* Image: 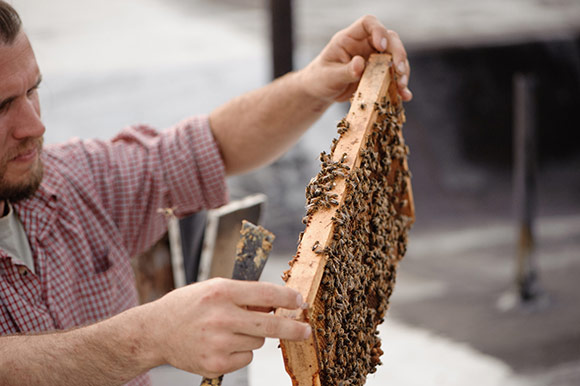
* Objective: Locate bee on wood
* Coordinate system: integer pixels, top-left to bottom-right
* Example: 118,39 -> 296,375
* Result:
312,240 -> 321,252
281,270 -> 291,282
330,138 -> 339,153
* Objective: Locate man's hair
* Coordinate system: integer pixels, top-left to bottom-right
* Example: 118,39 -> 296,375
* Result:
0,1 -> 22,44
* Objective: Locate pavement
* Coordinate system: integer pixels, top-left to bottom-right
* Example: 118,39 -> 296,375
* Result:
11,0 -> 580,385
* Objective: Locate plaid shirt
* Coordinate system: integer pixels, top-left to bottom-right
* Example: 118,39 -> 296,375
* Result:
0,115 -> 228,386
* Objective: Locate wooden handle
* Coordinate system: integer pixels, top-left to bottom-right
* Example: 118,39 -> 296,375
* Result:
200,221 -> 275,386
200,375 -> 223,386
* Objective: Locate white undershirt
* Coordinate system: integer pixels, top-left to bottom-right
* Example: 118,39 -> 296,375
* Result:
0,202 -> 35,273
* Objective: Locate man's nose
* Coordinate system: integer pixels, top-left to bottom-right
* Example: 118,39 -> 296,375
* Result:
11,97 -> 45,140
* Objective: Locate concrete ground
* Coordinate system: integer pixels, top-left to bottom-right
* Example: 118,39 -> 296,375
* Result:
11,0 -> 580,385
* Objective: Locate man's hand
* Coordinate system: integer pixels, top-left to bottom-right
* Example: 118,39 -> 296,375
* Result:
299,15 -> 412,103
210,15 -> 411,175
0,278 -> 308,385
147,278 -> 310,378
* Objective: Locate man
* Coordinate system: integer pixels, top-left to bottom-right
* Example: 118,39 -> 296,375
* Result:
0,1 -> 412,385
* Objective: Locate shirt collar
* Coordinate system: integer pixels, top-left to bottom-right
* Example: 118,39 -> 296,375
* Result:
12,158 -> 62,241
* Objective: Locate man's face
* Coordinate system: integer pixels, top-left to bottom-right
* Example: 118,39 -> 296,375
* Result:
0,32 -> 45,203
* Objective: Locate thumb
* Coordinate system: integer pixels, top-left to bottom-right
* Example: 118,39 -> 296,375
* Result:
329,56 -> 365,102
336,55 -> 365,84
303,55 -> 367,102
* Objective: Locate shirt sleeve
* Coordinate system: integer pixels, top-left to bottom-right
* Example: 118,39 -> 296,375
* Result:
49,115 -> 228,257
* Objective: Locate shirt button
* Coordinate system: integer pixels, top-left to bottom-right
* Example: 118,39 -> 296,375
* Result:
18,266 -> 29,277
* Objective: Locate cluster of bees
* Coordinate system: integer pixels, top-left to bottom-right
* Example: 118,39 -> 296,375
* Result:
284,96 -> 413,385
303,151 -> 350,221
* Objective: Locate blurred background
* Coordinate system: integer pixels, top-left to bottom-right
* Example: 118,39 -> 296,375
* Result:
12,0 -> 580,385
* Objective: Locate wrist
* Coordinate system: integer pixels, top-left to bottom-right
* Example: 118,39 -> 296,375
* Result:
134,303 -> 167,369
292,67 -> 334,113
104,303 -> 166,372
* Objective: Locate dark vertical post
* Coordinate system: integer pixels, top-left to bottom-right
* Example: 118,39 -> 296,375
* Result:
269,0 -> 293,79
513,73 -> 540,302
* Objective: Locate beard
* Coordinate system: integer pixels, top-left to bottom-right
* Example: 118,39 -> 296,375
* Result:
0,138 -> 45,203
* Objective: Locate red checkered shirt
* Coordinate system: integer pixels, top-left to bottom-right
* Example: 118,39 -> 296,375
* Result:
0,115 -> 228,386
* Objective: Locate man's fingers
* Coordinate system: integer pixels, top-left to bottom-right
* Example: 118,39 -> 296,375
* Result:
346,15 -> 387,49
348,56 -> 365,80
247,305 -> 274,313
229,281 -> 305,310
237,310 -> 312,340
387,31 -> 408,73
400,87 -> 413,101
334,32 -> 374,61
340,15 -> 411,101
230,334 -> 266,352
306,14 -> 412,103
328,56 -> 365,92
331,15 -> 385,60
384,30 -> 412,100
330,56 -> 365,101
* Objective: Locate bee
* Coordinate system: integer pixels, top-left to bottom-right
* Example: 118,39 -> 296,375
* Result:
330,138 -> 339,153
281,270 -> 291,282
319,151 -> 331,164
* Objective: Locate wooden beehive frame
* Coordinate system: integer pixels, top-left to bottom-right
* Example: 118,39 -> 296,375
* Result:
276,53 -> 414,385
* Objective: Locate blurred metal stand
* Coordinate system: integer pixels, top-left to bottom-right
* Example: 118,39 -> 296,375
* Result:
499,73 -> 548,311
269,0 -> 293,79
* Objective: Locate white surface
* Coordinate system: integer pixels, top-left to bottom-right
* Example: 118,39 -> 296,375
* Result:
249,317 -> 527,386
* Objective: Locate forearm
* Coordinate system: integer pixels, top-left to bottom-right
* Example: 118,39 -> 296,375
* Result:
209,70 -> 331,175
0,304 -> 159,386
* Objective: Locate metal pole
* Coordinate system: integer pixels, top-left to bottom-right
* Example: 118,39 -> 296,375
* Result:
269,0 -> 293,79
512,73 -> 540,302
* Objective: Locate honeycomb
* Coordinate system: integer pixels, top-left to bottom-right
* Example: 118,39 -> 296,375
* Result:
279,54 -> 414,386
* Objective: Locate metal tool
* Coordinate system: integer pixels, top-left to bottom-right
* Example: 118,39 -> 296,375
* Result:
200,220 -> 275,386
